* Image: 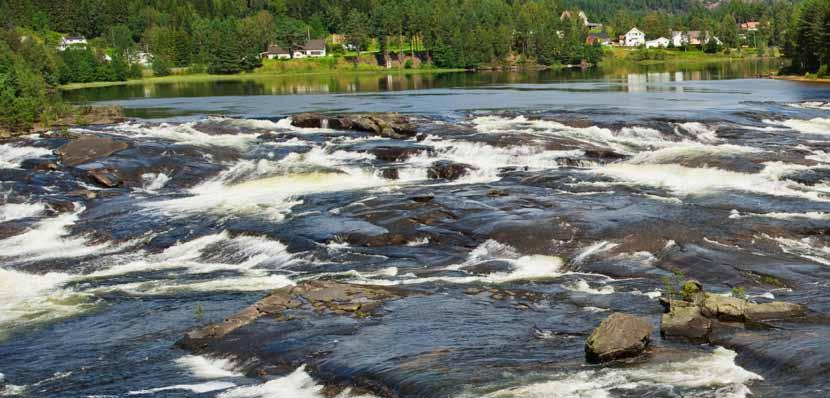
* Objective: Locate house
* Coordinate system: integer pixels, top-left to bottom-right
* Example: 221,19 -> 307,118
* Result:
672,30 -> 721,47
260,44 -> 291,60
292,39 -> 326,58
58,36 -> 87,51
624,28 -> 646,47
586,32 -> 610,46
671,31 -> 686,47
130,51 -> 153,67
740,21 -> 760,31
645,37 -> 670,48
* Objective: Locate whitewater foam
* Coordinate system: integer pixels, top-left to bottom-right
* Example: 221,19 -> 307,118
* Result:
0,202 -> 44,221
0,267 -> 95,338
175,355 -> 243,379
0,206 -> 116,262
596,162 -> 828,200
128,381 -> 237,395
112,121 -> 261,148
0,143 -> 52,169
139,173 -> 171,193
472,115 -> 685,154
483,347 -> 761,398
767,118 -> 830,135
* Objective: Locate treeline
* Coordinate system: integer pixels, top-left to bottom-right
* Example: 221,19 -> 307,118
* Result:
603,0 -> 794,50
0,30 -> 65,131
784,0 -> 830,75
1,0 -> 605,70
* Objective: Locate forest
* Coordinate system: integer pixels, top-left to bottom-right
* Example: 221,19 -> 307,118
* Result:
0,0 -> 827,132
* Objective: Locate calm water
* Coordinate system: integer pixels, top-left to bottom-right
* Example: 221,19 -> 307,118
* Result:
1,60 -> 830,397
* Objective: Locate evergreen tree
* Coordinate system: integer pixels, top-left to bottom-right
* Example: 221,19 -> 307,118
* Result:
208,20 -> 241,74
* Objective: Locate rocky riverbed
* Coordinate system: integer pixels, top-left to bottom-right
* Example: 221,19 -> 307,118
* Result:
1,99 -> 830,397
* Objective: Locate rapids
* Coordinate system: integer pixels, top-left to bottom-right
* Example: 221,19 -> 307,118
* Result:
1,73 -> 830,397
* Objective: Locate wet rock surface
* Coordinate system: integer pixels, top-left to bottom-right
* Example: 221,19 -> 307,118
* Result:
585,312 -> 653,363
661,282 -> 808,344
57,135 -> 129,167
291,113 -> 417,139
3,108 -> 830,397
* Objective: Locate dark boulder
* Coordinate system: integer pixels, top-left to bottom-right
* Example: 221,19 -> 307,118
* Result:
45,200 -> 75,214
583,149 -> 628,161
427,160 -> 474,181
58,135 -> 129,167
380,168 -> 399,180
291,113 -> 417,139
369,145 -> 433,162
290,113 -> 325,128
21,158 -> 59,171
585,312 -> 653,363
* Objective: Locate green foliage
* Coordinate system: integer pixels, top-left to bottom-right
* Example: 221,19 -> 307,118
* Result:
731,286 -> 747,299
194,303 -> 203,321
207,19 -> 242,74
343,9 -> 370,52
404,59 -> 413,69
784,0 -> 830,74
703,38 -> 722,54
152,56 -> 171,77
0,34 -> 62,131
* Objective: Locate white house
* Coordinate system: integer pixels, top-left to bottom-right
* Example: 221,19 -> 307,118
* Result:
672,31 -> 722,47
671,31 -> 686,47
645,37 -> 670,48
58,36 -> 87,51
130,51 -> 153,66
624,28 -> 646,47
260,44 -> 291,60
292,39 -> 326,58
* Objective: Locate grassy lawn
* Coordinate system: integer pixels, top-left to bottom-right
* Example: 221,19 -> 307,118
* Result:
60,56 -> 464,90
603,47 -> 775,66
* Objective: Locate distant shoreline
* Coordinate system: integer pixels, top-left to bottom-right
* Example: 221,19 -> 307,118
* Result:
770,75 -> 830,84
59,68 -> 470,91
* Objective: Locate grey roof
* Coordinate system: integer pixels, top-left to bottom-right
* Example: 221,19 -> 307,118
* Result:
300,39 -> 326,51
265,44 -> 289,54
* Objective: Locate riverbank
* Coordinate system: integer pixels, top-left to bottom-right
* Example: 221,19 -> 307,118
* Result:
60,61 -> 467,91
601,47 -> 775,67
0,106 -> 124,138
770,75 -> 830,84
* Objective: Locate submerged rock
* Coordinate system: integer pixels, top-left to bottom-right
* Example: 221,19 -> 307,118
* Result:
58,135 -> 129,167
585,312 -> 653,363
427,160 -> 474,181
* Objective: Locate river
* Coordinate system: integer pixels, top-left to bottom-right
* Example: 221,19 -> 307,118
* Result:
2,60 -> 830,398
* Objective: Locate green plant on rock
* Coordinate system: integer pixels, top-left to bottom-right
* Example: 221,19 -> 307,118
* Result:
194,303 -> 204,321
731,286 -> 746,299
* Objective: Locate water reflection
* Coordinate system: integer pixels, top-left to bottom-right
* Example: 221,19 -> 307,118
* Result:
62,59 -> 784,102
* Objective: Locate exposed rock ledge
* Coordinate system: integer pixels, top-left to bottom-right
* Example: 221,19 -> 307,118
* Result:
178,281 -> 416,349
660,280 -> 807,343
291,113 -> 417,139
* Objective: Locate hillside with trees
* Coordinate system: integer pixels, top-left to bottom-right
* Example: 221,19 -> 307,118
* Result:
0,0 -> 824,131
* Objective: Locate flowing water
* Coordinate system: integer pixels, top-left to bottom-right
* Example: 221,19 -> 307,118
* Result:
3,63 -> 830,397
